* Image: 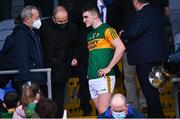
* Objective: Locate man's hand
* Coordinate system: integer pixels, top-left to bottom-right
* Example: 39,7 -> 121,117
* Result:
71,58 -> 78,66
98,66 -> 111,77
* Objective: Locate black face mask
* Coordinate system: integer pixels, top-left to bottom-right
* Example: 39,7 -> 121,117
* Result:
55,23 -> 67,30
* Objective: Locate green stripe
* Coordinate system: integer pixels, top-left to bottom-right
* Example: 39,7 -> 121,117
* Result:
109,28 -> 118,39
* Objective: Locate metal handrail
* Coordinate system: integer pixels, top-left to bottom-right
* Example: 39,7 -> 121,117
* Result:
0,68 -> 52,99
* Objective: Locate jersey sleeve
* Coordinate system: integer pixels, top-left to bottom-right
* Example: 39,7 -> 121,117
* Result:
104,27 -> 119,42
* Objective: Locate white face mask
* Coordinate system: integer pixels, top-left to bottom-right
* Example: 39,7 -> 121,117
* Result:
32,19 -> 42,29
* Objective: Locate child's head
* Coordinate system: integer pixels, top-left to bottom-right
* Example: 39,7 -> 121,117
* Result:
21,82 -> 41,106
4,91 -> 19,109
35,98 -> 58,118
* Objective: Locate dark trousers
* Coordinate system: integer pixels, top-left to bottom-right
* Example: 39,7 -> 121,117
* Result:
52,83 -> 65,118
77,63 -> 92,113
136,63 -> 164,117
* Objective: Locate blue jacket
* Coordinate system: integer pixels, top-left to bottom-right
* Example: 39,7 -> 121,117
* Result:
98,105 -> 144,118
12,23 -> 45,84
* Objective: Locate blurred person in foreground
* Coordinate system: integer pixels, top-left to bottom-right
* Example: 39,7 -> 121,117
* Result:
98,93 -> 144,118
0,91 -> 19,118
33,98 -> 58,118
13,82 -> 42,118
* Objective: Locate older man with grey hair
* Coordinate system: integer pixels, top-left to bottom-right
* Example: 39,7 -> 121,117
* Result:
11,5 -> 46,95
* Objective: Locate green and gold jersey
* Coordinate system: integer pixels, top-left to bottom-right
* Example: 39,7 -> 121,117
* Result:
87,23 -> 119,79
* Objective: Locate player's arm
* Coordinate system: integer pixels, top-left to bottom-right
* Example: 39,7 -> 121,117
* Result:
98,28 -> 125,77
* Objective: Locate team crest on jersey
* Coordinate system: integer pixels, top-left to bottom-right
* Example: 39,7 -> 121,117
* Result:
89,33 -> 100,40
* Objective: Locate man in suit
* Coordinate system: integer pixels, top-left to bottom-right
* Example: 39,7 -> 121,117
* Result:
12,5 -> 46,95
119,0 -> 169,117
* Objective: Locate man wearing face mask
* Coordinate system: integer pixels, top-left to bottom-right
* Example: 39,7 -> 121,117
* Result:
12,5 -> 46,95
38,6 -> 79,118
98,93 -> 144,118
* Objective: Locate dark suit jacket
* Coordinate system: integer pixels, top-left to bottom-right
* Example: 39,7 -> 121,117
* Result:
121,4 -> 169,65
12,23 -> 45,83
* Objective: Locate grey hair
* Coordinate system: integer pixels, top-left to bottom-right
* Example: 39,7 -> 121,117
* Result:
21,5 -> 38,20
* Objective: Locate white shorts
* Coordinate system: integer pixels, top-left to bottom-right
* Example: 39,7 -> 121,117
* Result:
88,76 -> 116,99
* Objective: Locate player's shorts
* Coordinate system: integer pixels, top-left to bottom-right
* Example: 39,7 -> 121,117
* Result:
88,76 -> 115,99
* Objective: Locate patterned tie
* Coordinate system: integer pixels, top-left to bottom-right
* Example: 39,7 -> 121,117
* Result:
100,5 -> 106,22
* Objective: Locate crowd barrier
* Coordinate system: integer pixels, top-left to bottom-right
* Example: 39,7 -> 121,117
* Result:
0,68 -> 52,99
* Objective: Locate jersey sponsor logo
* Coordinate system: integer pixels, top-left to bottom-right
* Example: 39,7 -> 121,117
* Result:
88,39 -> 99,50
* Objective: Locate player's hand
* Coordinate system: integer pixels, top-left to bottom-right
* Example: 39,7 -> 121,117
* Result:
98,67 -> 111,77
